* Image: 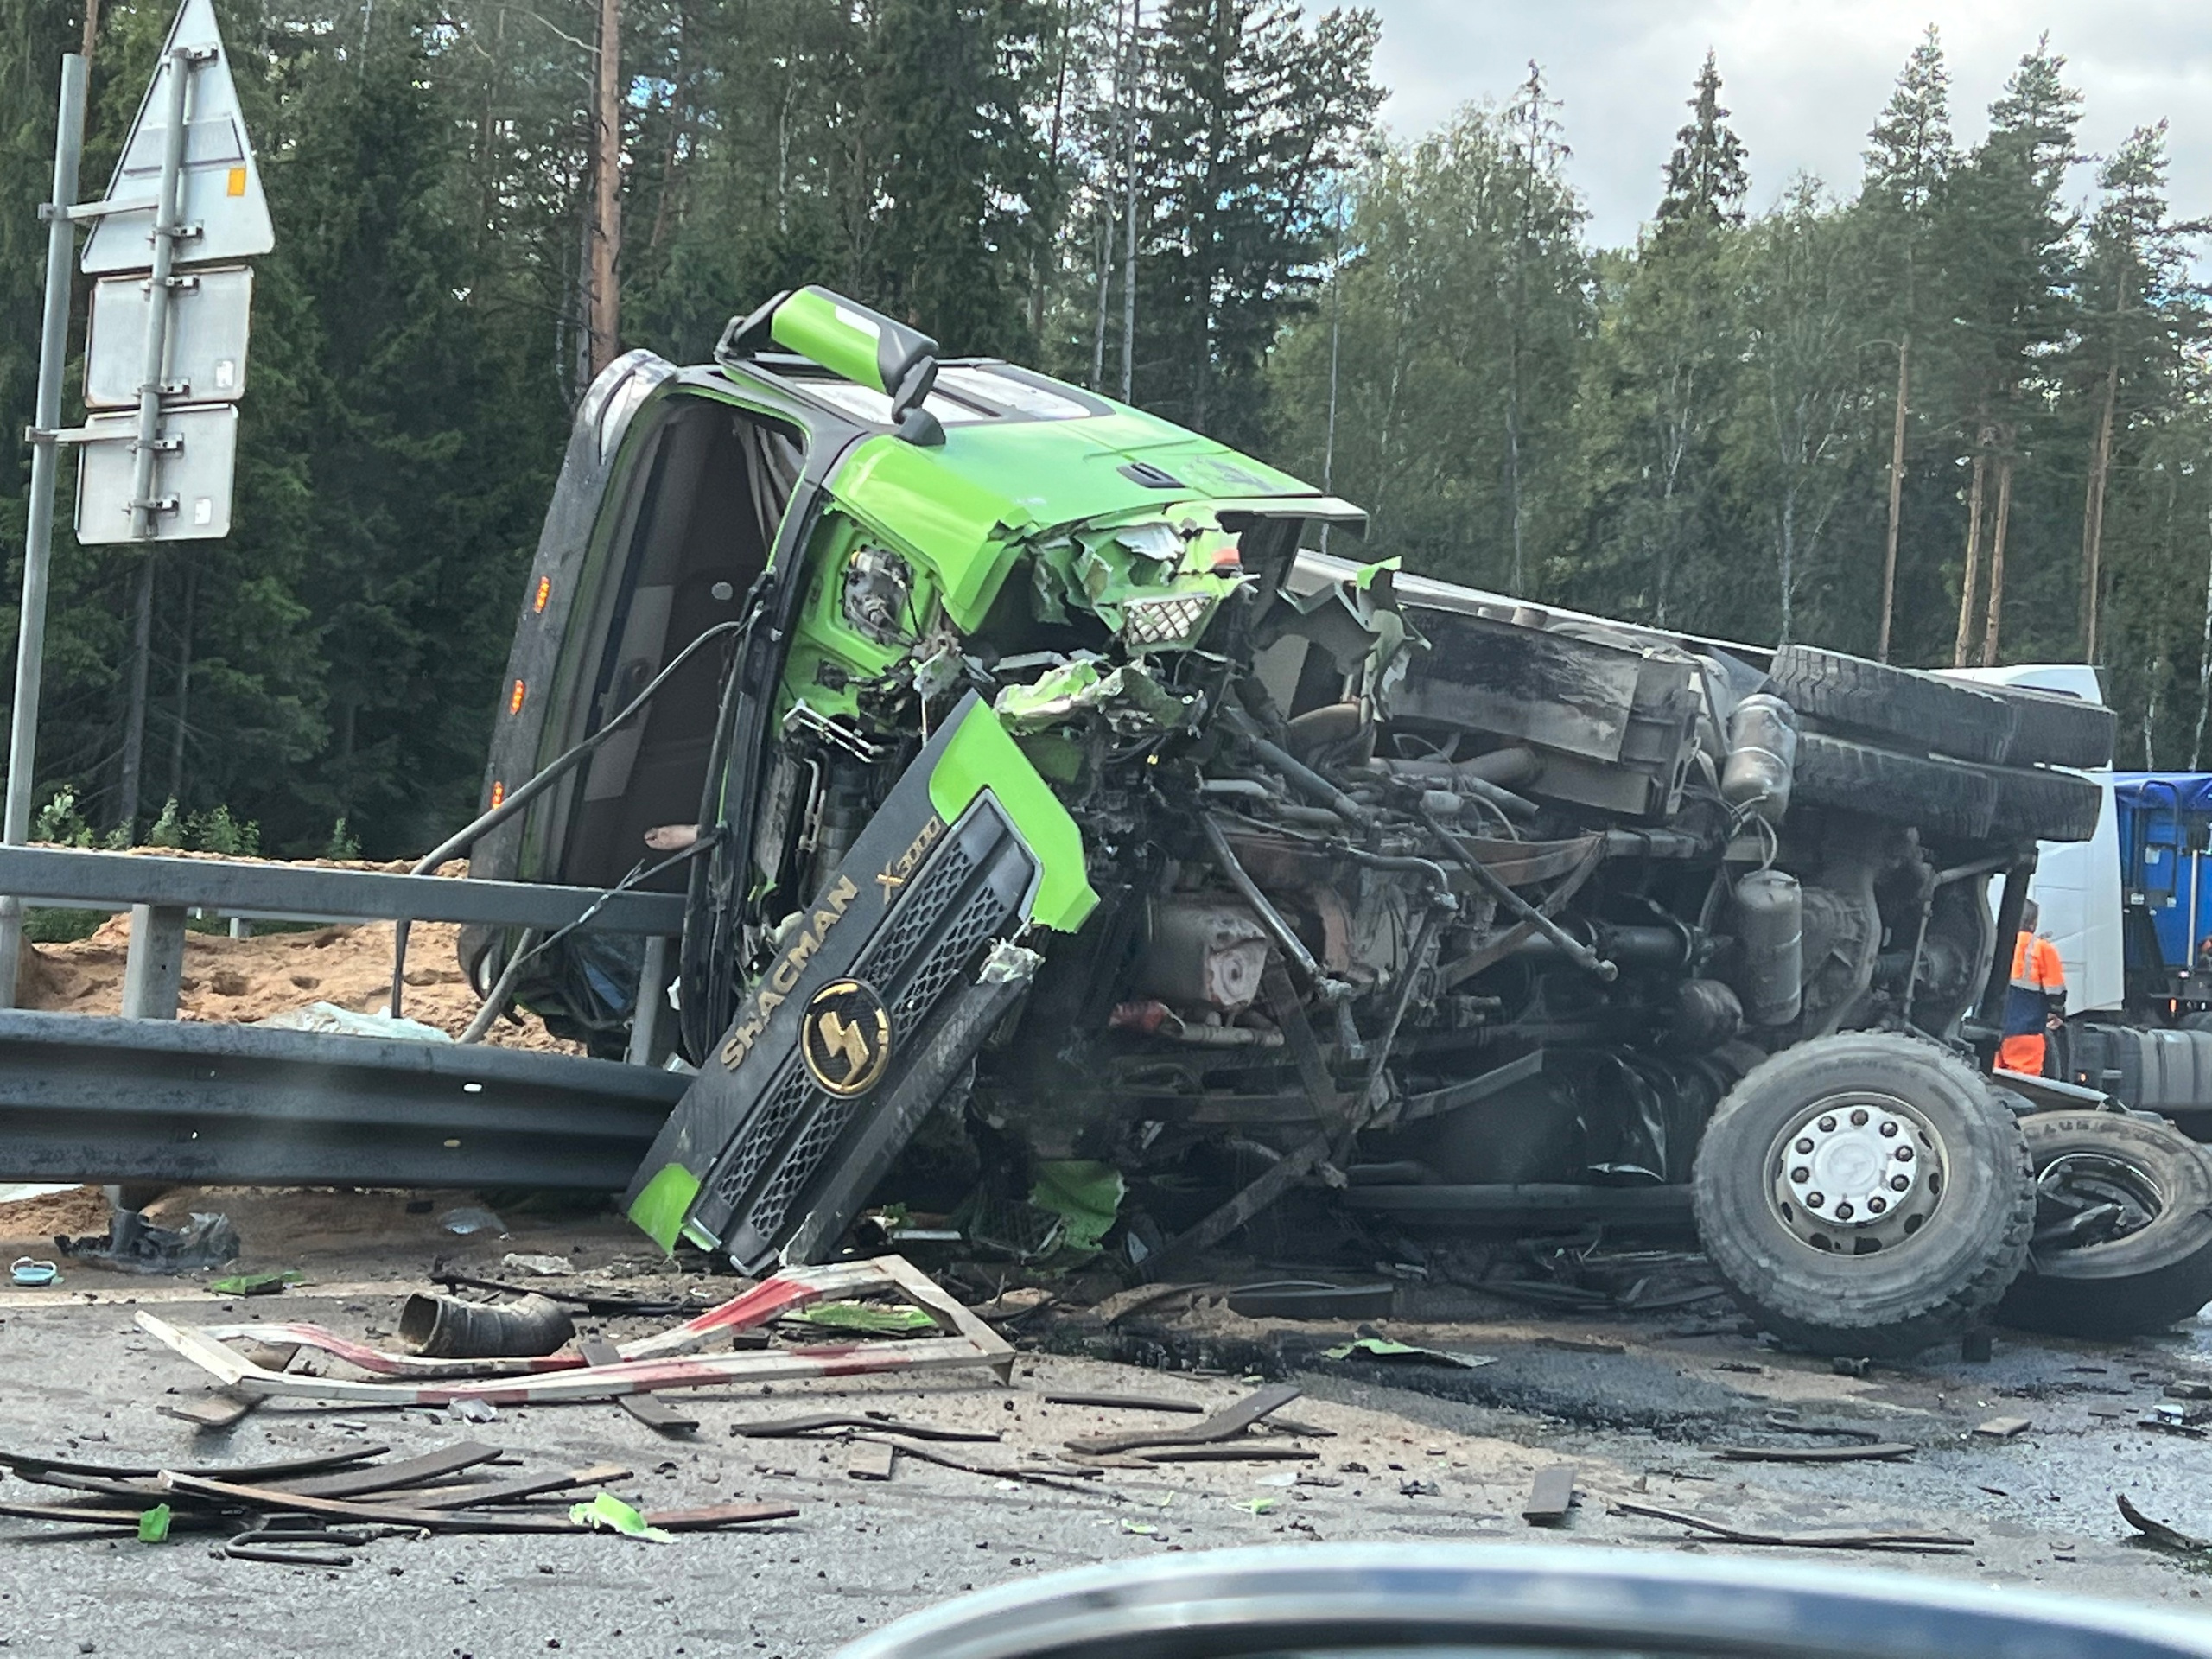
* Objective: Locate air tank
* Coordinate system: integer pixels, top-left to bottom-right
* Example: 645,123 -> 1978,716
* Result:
1730,868 -> 1803,1027
1722,693 -> 1798,825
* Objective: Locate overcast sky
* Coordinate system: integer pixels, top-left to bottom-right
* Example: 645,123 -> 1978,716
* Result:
1363,1 -> 2212,248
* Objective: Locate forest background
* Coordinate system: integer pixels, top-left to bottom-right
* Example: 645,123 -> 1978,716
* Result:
0,0 -> 2204,859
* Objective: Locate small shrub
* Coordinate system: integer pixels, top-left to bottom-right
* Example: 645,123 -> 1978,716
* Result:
33,787 -> 92,848
146,798 -> 185,848
324,816 -> 361,860
191,804 -> 261,858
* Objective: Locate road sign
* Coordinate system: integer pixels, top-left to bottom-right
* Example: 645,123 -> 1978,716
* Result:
84,264 -> 251,409
73,404 -> 238,543
80,0 -> 272,276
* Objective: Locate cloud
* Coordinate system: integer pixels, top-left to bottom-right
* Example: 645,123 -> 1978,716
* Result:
1363,0 -> 2212,245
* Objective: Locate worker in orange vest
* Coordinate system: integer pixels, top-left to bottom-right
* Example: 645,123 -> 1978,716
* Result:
1999,899 -> 2065,1076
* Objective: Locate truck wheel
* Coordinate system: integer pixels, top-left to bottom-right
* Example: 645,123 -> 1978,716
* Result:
1691,1032 -> 2035,1357
1791,733 -> 1995,840
1769,645 -> 2012,764
1975,761 -> 2103,843
1998,1110 -> 2212,1338
1987,684 -> 2116,769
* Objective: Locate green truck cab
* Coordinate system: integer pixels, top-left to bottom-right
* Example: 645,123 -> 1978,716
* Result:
474,287 -> 2207,1357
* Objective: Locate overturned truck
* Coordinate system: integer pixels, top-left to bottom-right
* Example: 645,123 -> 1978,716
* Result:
471,286 -> 2212,1356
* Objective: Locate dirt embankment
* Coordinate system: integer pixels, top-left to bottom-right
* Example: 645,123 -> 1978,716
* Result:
16,891 -> 577,1054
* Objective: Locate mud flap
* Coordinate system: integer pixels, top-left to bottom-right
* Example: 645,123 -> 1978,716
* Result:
625,693 -> 1094,1271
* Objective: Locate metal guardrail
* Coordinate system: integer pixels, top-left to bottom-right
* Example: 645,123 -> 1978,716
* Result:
0,849 -> 694,1188
0,844 -> 683,1046
0,1011 -> 681,1187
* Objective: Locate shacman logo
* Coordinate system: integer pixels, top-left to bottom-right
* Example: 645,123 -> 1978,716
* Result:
719,874 -> 859,1071
801,979 -> 892,1096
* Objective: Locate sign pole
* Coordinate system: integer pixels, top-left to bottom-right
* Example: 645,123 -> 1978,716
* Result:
128,47 -> 200,540
0,53 -> 90,1008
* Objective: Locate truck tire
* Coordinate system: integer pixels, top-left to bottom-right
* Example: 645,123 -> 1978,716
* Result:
1987,684 -> 2116,769
1976,761 -> 2103,843
1692,1032 -> 2035,1357
1998,1110 -> 2212,1338
1791,732 -> 1995,840
1769,645 -> 2012,763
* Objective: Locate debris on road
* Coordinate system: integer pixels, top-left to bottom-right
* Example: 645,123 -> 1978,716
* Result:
1320,1337 -> 1497,1369
1613,1501 -> 1972,1552
135,1255 -> 1013,1406
398,1288 -> 575,1358
1522,1464 -> 1577,1526
846,1441 -> 897,1481
1040,1391 -> 1205,1414
1064,1383 -> 1301,1457
58,1210 -> 238,1274
1974,1416 -> 2032,1440
575,1338 -> 697,1434
2119,1494 -> 2210,1553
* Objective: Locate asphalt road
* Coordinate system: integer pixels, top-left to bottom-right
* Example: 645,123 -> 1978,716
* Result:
4,1263 -> 2212,1659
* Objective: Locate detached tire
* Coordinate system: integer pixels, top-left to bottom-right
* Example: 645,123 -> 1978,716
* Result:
1769,645 -> 2012,763
1692,1033 -> 2035,1357
1998,1111 -> 2212,1338
1791,733 -> 1995,840
1988,684 -> 2116,769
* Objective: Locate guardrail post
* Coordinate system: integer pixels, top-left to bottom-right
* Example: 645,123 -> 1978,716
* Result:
626,934 -> 670,1065
121,903 -> 187,1018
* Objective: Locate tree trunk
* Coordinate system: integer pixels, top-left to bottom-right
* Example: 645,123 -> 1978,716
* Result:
645,0 -> 690,260
587,0 -> 622,378
114,555 -> 156,835
1876,333 -> 1910,662
2079,357 -> 2120,661
1119,0 -> 1141,404
167,560 -> 194,805
1979,446 -> 2014,669
1030,1 -> 1074,342
1951,428 -> 1991,668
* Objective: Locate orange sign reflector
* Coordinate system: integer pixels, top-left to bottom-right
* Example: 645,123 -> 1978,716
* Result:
533,575 -> 551,613
490,780 -> 505,810
226,167 -> 247,197
509,678 -> 526,715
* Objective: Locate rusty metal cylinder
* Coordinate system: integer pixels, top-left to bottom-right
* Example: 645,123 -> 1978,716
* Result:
1729,869 -> 1803,1027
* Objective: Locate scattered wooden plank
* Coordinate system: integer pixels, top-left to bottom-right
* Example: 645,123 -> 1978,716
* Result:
845,1441 -> 897,1481
648,1503 -> 800,1532
1522,1464 -> 1577,1526
1137,1445 -> 1318,1464
579,1339 -> 698,1434
1041,1391 -> 1205,1414
263,1442 -> 502,1498
2120,1494 -> 2209,1553
162,1471 -> 796,1535
0,1444 -> 383,1482
157,1392 -> 260,1431
358,1463 -> 632,1512
1973,1416 -> 2031,1440
1712,1443 -> 1916,1464
728,1413 -> 1000,1443
1065,1383 -> 1301,1456
1613,1500 -> 1971,1552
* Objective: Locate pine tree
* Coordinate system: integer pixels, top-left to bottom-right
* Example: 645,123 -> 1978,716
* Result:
1860,25 -> 1952,660
1655,49 -> 1749,234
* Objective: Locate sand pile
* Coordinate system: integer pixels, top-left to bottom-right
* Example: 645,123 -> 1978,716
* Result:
16,912 -> 580,1053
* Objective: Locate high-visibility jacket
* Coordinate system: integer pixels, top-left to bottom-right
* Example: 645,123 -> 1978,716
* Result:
2003,931 -> 2065,1039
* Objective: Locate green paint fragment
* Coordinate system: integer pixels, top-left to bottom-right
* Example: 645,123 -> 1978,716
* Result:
137,1504 -> 171,1543
627,1162 -> 702,1252
1027,1160 -> 1124,1257
569,1491 -> 673,1543
1236,1497 -> 1277,1515
928,706 -> 1096,931
207,1270 -> 304,1296
789,1301 -> 937,1335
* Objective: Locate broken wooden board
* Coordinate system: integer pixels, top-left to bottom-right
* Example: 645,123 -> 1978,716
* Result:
728,1413 -> 1000,1443
1065,1383 -> 1300,1456
846,1441 -> 897,1481
579,1338 -> 698,1434
1522,1464 -> 1577,1525
1136,1445 -> 1318,1464
1712,1442 -> 1916,1464
1973,1416 -> 2031,1440
156,1391 -> 259,1431
1041,1391 -> 1205,1414
161,1471 -> 798,1535
1613,1500 -> 1971,1552
2119,1493 -> 2209,1552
